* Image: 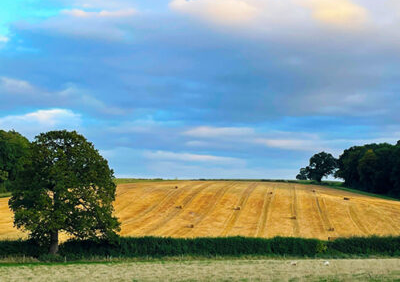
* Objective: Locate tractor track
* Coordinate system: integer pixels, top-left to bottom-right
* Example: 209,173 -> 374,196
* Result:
169,182 -> 237,237
141,182 -> 214,234
347,205 -> 369,235
291,185 -> 300,237
255,185 -> 276,237
220,182 -> 258,236
314,191 -> 334,234
121,182 -> 203,226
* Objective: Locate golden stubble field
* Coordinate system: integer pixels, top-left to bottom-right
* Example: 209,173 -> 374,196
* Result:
1,181 -> 400,240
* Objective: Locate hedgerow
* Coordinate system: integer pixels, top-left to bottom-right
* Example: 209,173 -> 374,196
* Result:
1,236 -> 400,261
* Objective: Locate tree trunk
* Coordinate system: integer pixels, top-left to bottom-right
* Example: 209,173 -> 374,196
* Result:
48,230 -> 59,255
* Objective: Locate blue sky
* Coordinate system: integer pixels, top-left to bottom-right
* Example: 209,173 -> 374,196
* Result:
1,0 -> 400,179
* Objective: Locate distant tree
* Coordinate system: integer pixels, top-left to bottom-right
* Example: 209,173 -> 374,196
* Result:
298,152 -> 337,183
296,167 -> 309,180
0,130 -> 30,193
9,130 -> 120,254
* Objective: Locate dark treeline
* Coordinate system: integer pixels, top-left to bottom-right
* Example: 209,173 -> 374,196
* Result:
336,141 -> 400,198
2,236 -> 400,261
297,140 -> 400,198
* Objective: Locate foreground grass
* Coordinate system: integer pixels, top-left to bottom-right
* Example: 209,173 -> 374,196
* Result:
1,258 -> 400,281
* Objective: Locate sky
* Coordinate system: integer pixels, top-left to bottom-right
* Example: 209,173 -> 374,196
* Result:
1,0 -> 400,179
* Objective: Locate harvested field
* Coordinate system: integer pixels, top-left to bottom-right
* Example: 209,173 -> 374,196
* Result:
1,181 -> 400,240
1,259 -> 400,281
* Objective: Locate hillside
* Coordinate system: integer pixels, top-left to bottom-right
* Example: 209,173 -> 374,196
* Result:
1,181 -> 400,240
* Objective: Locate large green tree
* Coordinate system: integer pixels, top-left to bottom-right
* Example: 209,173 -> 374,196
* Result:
9,130 -> 120,254
297,152 -> 337,182
0,130 -> 30,193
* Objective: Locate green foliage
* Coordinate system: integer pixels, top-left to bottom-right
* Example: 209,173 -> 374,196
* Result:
2,236 -> 400,260
296,168 -> 308,180
0,192 -> 11,198
336,141 -> 400,198
9,130 -> 120,254
0,130 -> 30,193
327,236 -> 400,256
357,149 -> 378,192
297,152 -> 338,182
0,239 -> 45,258
316,241 -> 328,254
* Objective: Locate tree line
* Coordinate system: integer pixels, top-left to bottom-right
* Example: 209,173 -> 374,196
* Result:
297,140 -> 400,198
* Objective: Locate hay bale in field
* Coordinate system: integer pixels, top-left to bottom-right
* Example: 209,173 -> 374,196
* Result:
176,205 -> 183,209
290,216 -> 297,220
312,189 -> 316,192
175,186 -> 178,189
290,261 -> 297,266
344,197 -> 350,201
328,227 -> 335,232
186,224 -> 194,228
233,206 -> 241,211
269,192 -> 273,195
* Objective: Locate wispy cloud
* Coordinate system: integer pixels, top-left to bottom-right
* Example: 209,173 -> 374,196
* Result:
301,0 -> 368,27
0,109 -> 82,139
0,77 -> 35,94
144,150 -> 245,165
0,77 -> 126,116
0,36 -> 9,43
62,8 -> 136,18
170,0 -> 258,26
183,126 -> 254,138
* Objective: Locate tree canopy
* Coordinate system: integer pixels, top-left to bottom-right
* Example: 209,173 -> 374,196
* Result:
0,130 -> 30,193
296,152 -> 337,182
335,141 -> 400,197
9,130 -> 120,254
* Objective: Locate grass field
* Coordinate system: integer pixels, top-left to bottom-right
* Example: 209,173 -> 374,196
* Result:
1,258 -> 400,281
1,181 -> 400,240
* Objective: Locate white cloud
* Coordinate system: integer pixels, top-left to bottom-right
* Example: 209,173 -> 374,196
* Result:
62,8 -> 136,18
68,0 -> 134,10
0,109 -> 82,139
254,138 -> 325,152
0,77 -> 36,94
144,150 -> 244,165
169,0 -> 259,26
183,126 -> 254,138
185,140 -> 210,147
169,0 -> 369,30
0,36 -> 9,43
0,77 -> 126,115
301,0 -> 368,26
183,126 -> 332,152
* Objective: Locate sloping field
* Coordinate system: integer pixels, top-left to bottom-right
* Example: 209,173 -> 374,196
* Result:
1,181 -> 400,240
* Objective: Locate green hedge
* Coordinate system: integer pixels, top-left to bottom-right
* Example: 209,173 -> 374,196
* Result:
58,237 -> 321,259
1,236 -> 400,261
